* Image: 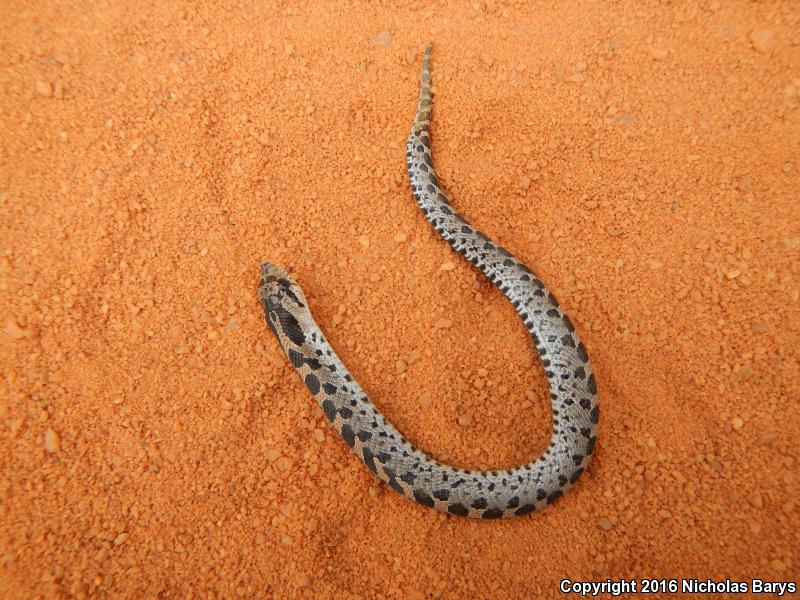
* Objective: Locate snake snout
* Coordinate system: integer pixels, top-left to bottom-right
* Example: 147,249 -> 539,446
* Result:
260,262 -> 290,281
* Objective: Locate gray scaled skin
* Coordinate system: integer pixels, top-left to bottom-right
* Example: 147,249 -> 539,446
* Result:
258,44 -> 599,519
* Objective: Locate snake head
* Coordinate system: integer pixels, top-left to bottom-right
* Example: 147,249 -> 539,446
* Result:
258,262 -> 307,313
259,262 -> 310,348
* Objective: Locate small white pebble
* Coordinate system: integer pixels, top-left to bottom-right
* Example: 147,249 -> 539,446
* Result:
44,429 -> 60,453
35,80 -> 52,97
750,29 -> 775,53
370,31 -> 392,47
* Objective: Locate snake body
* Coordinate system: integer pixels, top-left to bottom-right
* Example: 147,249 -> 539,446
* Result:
258,45 -> 599,518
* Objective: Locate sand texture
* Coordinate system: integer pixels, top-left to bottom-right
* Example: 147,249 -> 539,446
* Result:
1,1 -> 799,598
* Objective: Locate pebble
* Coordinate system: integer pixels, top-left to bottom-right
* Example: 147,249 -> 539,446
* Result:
369,272 -> 381,283
4,319 -> 29,340
757,431 -> 777,445
647,260 -> 663,270
433,318 -> 453,329
265,448 -> 281,462
395,359 -> 407,374
113,532 -> 129,546
44,429 -> 60,452
598,517 -> 613,530
731,417 -> 744,430
393,232 -> 407,243
616,113 -> 636,126
737,364 -> 753,378
419,394 -> 432,408
519,176 -> 531,189
458,414 -> 473,426
750,29 -> 775,53
313,429 -> 325,442
35,80 -> 52,97
406,349 -> 420,365
370,31 -> 392,47
358,236 -> 370,247
440,261 -> 455,271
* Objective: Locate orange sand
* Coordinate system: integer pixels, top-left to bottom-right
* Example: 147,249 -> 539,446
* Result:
1,2 -> 799,598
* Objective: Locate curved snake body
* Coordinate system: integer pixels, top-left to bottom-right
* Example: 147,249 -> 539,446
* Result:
259,45 -> 599,518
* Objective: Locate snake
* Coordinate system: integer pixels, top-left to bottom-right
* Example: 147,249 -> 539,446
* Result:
258,44 -> 599,519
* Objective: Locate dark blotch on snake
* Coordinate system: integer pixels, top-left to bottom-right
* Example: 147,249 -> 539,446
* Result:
482,508 -> 504,519
471,497 -> 488,510
447,503 -> 469,517
274,307 -> 306,346
432,489 -> 450,501
587,373 -> 597,394
401,472 -> 416,485
304,373 -> 320,395
570,468 -> 584,484
321,399 -> 337,422
413,489 -> 435,507
288,348 -> 305,369
341,424 -> 355,448
514,504 -> 536,516
362,447 -> 378,473
387,477 -> 405,495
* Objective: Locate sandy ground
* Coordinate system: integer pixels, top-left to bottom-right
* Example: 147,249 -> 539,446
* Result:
1,1 -> 799,598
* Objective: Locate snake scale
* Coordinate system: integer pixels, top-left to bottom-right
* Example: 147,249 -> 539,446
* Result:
258,44 -> 599,519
